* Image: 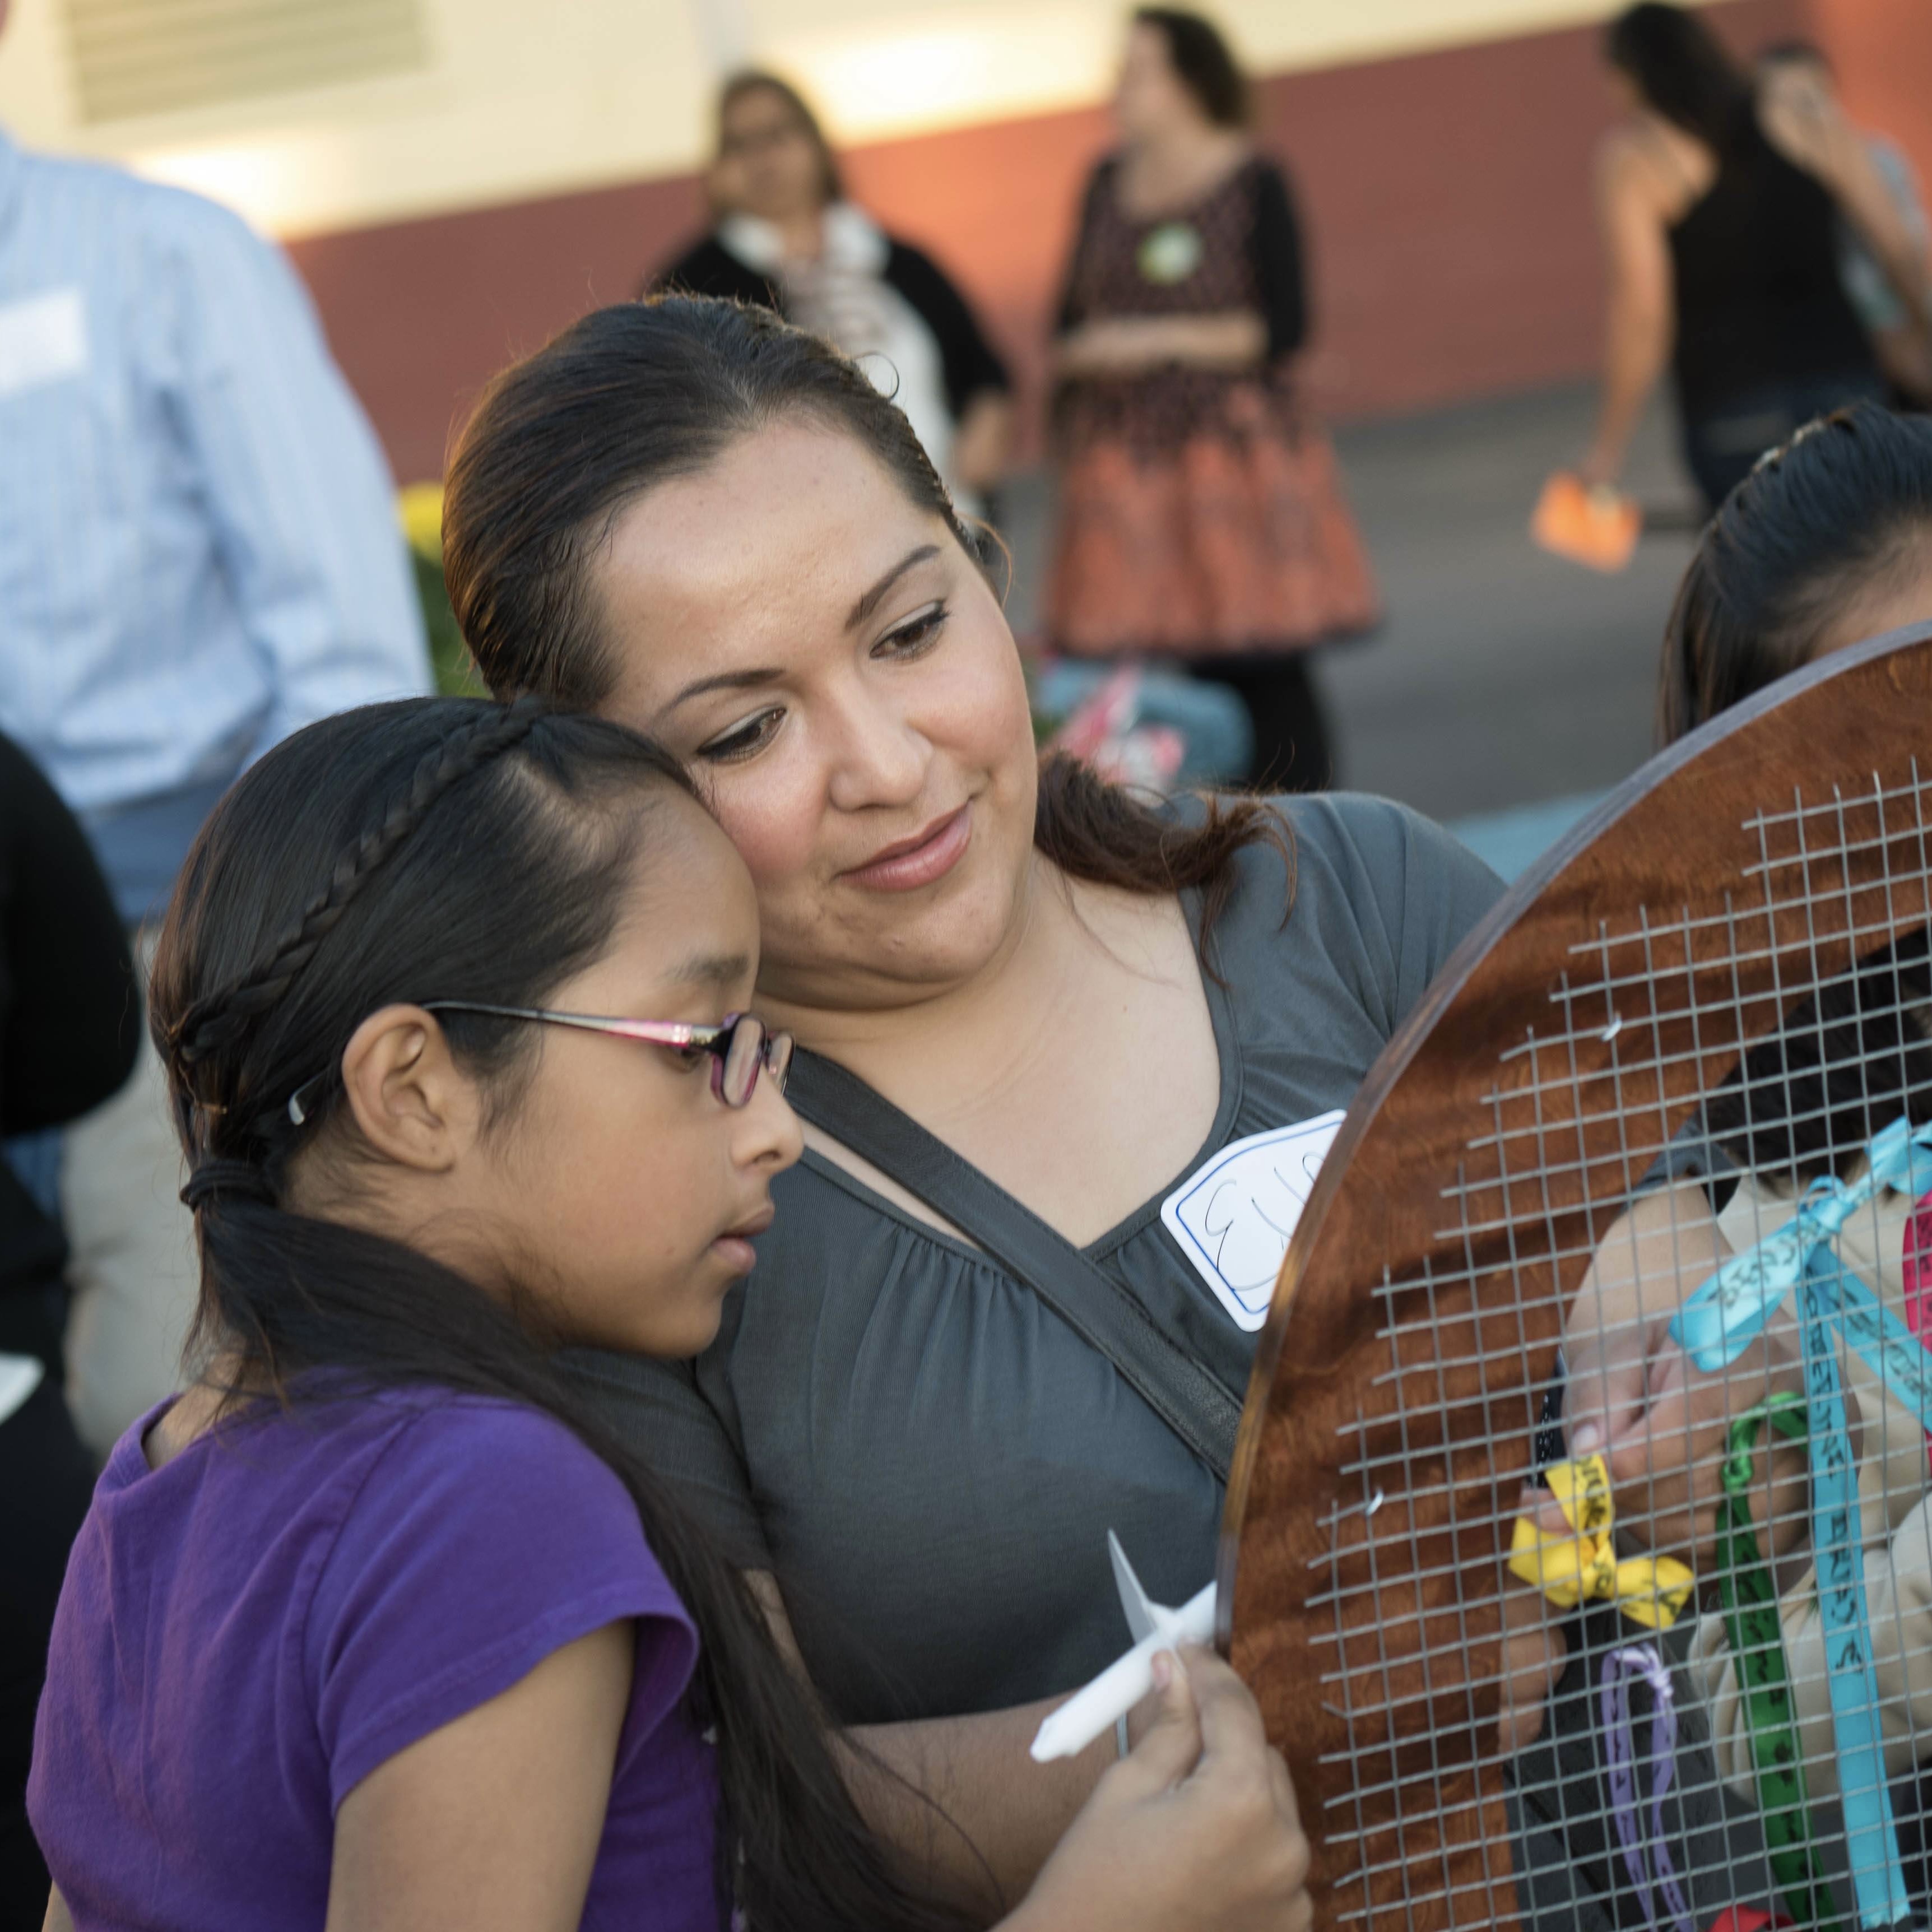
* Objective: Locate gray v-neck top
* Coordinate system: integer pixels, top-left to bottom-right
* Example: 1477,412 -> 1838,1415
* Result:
566,794 -> 1502,1724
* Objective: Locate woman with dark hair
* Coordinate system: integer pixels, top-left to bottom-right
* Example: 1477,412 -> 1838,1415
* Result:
1047,7 -> 1377,791
1575,1 -> 1927,511
650,72 -> 1013,521
1564,406 -> 1932,1547
26,695 -> 1312,1929
1659,402 -> 1932,737
1552,405 -> 1932,1878
440,294 -> 1507,1898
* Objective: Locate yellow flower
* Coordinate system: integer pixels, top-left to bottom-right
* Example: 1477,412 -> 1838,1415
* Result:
397,482 -> 444,561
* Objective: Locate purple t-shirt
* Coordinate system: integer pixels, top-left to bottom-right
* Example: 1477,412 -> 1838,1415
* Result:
29,1389 -> 724,1929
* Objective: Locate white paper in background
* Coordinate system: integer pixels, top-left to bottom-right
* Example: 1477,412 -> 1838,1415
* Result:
0,1352 -> 44,1428
1160,1111 -> 1346,1331
0,288 -> 88,401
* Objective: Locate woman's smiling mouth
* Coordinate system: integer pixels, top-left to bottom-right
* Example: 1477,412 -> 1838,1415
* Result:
839,804 -> 972,892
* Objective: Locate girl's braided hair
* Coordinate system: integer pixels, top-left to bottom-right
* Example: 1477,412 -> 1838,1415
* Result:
163,699 -> 545,1118
147,697 -> 980,1930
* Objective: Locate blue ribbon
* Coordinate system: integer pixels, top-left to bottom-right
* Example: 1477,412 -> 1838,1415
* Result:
1669,1115 -> 1932,1930
1671,1116 -> 1932,1376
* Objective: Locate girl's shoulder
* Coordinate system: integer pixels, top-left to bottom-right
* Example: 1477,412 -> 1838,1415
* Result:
122,1386 -> 654,1590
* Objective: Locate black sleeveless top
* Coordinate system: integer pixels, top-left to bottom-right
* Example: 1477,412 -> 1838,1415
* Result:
1669,114 -> 1875,423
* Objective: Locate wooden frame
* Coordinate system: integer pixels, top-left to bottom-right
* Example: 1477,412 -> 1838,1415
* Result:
1221,621 -> 1932,1929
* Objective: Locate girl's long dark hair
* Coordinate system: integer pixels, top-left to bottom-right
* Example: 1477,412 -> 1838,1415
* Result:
1658,404 -> 1932,744
1605,3 -> 1752,152
441,296 -> 1288,937
149,698 -> 976,1931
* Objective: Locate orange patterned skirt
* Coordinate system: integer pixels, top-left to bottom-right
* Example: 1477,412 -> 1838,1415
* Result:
1047,381 -> 1379,660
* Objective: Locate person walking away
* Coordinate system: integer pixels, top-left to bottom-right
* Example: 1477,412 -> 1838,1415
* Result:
0,733 -> 137,1922
1756,41 -> 1932,408
651,72 -> 1013,523
0,0 -> 431,1455
1575,2 -> 1929,513
1047,7 -> 1377,793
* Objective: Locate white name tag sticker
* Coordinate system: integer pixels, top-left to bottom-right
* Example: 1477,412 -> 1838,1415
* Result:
0,287 -> 88,401
1161,1112 -> 1346,1331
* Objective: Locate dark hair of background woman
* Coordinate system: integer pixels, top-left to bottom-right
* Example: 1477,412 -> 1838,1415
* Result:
1657,403 -> 1932,742
715,69 -> 843,206
1132,7 -> 1249,129
1656,407 -> 1932,1184
1604,2 -> 1752,152
149,697 -> 978,1932
442,298 -> 1289,946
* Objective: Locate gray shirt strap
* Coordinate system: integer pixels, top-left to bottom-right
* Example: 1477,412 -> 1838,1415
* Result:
786,1049 -> 1243,1478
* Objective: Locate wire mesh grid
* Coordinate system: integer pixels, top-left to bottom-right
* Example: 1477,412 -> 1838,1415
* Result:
1308,767 -> 1932,1932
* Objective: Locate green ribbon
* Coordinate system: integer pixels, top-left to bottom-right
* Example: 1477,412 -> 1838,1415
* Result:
1716,1394 -> 1843,1932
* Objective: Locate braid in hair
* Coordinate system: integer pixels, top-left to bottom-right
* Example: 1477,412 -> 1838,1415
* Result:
164,699 -> 548,1160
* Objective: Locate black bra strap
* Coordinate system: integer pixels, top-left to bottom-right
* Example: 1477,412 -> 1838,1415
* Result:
786,1049 -> 1242,1478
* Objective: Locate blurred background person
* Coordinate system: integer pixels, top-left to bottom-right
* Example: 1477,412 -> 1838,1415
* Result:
1575,1 -> 1928,515
1658,402 -> 1932,740
1757,40 -> 1932,409
0,732 -> 136,1922
0,10 -> 433,1455
1046,6 -> 1377,794
651,71 -> 1014,522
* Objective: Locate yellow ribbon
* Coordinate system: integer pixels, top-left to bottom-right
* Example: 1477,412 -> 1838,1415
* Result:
1508,1454 -> 1694,1629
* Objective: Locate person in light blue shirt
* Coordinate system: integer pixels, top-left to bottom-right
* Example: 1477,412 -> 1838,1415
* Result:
0,128 -> 430,921
0,34 -> 431,1450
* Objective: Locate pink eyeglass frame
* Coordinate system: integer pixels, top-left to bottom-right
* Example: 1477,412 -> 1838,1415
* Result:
421,1000 -> 792,1107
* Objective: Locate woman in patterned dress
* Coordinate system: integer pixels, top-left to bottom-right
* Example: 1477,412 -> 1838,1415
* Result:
1047,8 -> 1377,792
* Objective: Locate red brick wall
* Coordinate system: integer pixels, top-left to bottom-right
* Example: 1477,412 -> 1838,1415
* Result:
289,0 -> 1868,484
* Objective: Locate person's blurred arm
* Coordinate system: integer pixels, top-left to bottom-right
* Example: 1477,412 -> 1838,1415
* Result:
1581,136 -> 1674,489
0,735 -> 137,1136
168,205 -> 431,754
882,240 -> 1014,495
1054,312 -> 1267,379
1251,160 -> 1308,363
951,393 -> 1014,496
1761,70 -> 1932,340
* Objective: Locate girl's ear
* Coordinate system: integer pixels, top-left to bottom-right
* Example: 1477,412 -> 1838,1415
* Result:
337,1006 -> 479,1173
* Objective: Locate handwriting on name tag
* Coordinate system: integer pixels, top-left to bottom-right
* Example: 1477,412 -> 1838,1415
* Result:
1161,1112 -> 1345,1331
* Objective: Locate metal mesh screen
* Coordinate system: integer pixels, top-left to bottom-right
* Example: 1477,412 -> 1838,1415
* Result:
1292,767 -> 1932,1932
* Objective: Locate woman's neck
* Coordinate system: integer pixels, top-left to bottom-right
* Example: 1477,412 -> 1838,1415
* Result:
1120,125 -> 1248,214
764,857 -> 1125,1111
774,205 -> 826,263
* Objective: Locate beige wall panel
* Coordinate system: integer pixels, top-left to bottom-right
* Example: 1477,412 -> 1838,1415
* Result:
1,0 -> 1713,236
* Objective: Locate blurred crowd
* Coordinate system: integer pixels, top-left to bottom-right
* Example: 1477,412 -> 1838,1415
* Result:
3,0 -> 1932,1920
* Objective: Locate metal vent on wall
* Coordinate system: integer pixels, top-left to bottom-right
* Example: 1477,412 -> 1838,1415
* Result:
63,0 -> 429,124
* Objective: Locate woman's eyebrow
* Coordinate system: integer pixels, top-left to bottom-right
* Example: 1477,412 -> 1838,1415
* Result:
847,545 -> 941,631
664,666 -> 784,713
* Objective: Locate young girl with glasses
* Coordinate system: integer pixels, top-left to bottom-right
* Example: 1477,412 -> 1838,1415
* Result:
26,696 -> 1309,1931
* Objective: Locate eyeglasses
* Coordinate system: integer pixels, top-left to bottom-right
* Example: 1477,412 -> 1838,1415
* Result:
421,1002 -> 793,1109
284,1003 -> 793,1127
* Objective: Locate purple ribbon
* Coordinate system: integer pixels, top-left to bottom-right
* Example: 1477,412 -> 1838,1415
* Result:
1601,1643 -> 1697,1932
